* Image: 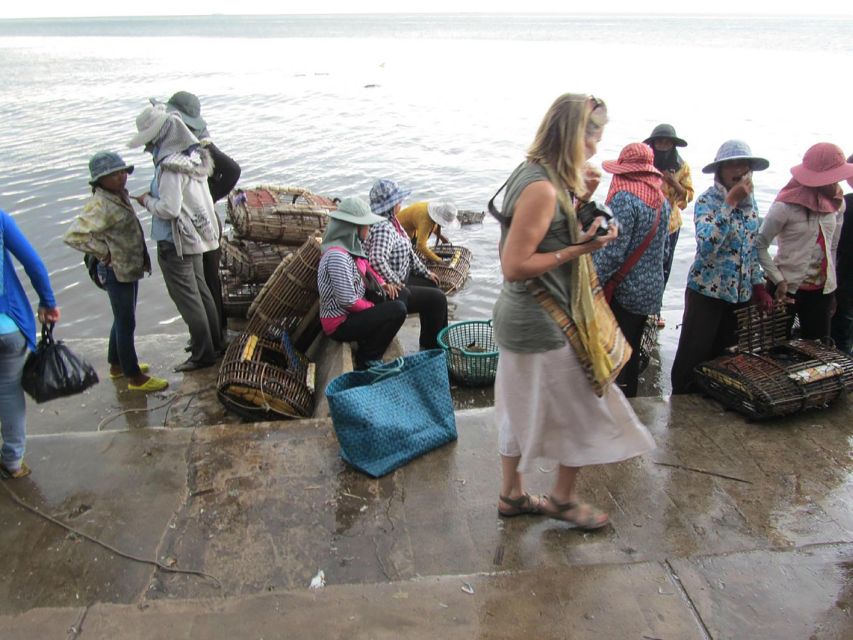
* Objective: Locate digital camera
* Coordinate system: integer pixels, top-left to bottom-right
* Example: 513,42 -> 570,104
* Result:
577,200 -> 615,237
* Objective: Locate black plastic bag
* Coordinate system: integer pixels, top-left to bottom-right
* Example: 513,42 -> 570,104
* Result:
22,323 -> 99,403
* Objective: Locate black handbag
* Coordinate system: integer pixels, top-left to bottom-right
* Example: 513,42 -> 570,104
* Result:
83,254 -> 106,290
363,269 -> 387,304
21,323 -> 99,403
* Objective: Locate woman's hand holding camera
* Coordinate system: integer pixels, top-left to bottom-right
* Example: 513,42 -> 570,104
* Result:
581,162 -> 602,200
579,216 -> 618,250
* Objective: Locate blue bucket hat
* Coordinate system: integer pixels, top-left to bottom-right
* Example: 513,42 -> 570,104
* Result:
88,151 -> 134,185
702,139 -> 769,174
369,178 -> 412,216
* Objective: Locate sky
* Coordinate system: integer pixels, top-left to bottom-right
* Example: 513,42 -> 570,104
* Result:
0,0 -> 851,19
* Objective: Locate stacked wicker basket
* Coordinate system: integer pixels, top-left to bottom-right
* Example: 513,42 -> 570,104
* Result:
216,186 -> 337,421
220,186 -> 336,319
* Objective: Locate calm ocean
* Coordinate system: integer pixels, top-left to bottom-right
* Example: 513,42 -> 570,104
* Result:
0,13 -> 851,383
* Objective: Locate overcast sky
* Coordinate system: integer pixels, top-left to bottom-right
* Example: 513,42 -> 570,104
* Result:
1,0 -> 851,19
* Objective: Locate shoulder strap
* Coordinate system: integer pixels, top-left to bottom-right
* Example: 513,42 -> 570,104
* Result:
603,205 -> 662,300
487,179 -> 509,220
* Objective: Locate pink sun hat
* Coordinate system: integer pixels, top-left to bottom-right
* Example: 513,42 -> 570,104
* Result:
790,142 -> 853,187
602,142 -> 661,175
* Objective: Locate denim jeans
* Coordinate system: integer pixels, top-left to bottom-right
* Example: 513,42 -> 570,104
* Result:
98,263 -> 142,377
0,329 -> 28,468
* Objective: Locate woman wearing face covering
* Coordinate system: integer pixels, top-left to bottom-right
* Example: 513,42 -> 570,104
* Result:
670,140 -> 773,394
128,104 -> 223,372
644,124 -> 694,327
756,143 -> 853,342
592,143 -> 670,397
318,197 -> 408,370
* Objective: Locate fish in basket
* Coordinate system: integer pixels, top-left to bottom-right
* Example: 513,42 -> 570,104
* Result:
227,185 -> 336,244
416,243 -> 472,295
437,320 -> 498,386
694,304 -> 853,419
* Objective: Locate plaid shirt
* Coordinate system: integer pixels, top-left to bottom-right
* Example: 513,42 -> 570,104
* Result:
365,218 -> 429,284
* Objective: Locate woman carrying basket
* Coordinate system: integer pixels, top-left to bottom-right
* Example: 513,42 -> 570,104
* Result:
490,93 -> 654,530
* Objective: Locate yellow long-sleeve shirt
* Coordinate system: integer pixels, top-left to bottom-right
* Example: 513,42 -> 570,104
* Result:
396,202 -> 441,263
662,162 -> 695,234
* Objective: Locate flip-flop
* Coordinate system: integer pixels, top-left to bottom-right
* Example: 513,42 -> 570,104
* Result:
541,496 -> 609,530
498,493 -> 544,518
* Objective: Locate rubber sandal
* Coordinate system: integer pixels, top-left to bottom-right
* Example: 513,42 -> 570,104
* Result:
109,363 -> 151,379
541,496 -> 609,530
0,461 -> 31,479
127,376 -> 169,392
498,493 -> 544,518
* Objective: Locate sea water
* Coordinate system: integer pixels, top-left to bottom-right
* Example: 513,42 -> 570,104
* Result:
0,13 -> 851,386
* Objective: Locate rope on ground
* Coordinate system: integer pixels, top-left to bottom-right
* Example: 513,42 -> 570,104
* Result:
0,480 -> 222,588
96,389 -> 210,432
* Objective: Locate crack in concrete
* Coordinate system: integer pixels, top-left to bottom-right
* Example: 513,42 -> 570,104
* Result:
663,559 -> 713,640
65,604 -> 89,640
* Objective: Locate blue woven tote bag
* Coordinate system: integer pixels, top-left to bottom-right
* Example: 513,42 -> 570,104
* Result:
325,349 -> 457,477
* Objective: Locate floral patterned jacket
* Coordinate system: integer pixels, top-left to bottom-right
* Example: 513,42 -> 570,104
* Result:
686,182 -> 764,304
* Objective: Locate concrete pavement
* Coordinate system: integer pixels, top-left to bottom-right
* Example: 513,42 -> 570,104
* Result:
1,334 -> 851,638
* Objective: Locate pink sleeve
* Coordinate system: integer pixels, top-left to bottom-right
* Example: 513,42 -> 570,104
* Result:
346,299 -> 374,312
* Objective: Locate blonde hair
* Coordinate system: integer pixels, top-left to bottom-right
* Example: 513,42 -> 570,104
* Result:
526,93 -> 609,194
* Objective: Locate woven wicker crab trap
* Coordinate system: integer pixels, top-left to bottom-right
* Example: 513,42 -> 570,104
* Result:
227,185 -> 336,244
694,304 -> 853,419
217,237 -> 322,421
416,243 -> 472,295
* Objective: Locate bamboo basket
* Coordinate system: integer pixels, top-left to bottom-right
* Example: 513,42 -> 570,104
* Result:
694,305 -> 853,419
457,209 -> 486,225
227,185 -> 335,244
416,244 -> 472,295
247,236 -> 321,330
217,330 -> 314,421
221,237 -> 294,283
220,272 -> 263,319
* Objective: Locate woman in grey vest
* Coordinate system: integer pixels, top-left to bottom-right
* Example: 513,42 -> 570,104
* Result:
491,93 -> 654,529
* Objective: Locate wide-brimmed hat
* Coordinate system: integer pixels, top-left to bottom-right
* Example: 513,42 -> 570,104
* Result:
427,202 -> 458,227
602,142 -> 661,176
702,139 -> 769,174
128,104 -> 170,148
369,179 -> 412,215
88,151 -> 134,185
166,91 -> 208,133
328,196 -> 385,226
643,123 -> 687,147
790,142 -> 853,187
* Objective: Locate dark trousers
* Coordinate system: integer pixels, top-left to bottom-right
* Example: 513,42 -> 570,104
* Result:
671,288 -> 746,394
399,275 -> 448,349
100,265 -> 142,377
790,288 -> 834,342
202,247 -> 226,339
331,300 -> 408,369
158,241 -> 223,365
831,288 -> 853,353
662,228 -> 680,288
610,299 -> 648,398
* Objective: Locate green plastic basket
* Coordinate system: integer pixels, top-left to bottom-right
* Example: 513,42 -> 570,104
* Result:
437,320 -> 499,386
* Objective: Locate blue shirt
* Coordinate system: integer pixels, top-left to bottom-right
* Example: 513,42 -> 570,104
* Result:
686,183 -> 764,304
0,210 -> 56,350
593,191 -> 670,315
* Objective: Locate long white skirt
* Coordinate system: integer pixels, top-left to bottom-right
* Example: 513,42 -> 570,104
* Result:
495,342 -> 655,473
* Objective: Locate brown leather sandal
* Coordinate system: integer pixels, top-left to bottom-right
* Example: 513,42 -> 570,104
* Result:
541,496 -> 609,530
498,493 -> 544,518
